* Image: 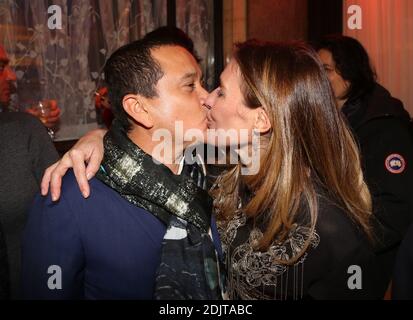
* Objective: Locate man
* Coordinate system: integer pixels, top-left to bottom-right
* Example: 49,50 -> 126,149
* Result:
1,45 -> 62,299
0,45 -> 60,128
21,35 -> 222,299
0,45 -> 17,112
0,112 -> 59,299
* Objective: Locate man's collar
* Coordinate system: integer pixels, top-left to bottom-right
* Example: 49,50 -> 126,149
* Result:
177,151 -> 206,176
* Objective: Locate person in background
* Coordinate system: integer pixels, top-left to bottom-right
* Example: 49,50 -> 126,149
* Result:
317,35 -> 413,296
0,45 -> 17,112
0,45 -> 60,129
0,45 -> 61,296
94,86 -> 114,129
0,112 -> 59,299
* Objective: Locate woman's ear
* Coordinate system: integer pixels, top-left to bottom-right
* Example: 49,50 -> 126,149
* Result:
254,107 -> 271,134
122,94 -> 154,129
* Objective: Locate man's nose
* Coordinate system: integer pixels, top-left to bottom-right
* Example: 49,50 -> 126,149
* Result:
198,86 -> 208,105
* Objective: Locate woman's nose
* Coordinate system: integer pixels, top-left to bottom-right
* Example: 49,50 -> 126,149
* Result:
203,89 -> 218,110
198,85 -> 208,102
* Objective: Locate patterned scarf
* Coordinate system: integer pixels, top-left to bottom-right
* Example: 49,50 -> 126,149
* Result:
96,121 -> 222,300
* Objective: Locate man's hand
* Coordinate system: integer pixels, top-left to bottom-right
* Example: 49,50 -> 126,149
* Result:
26,99 -> 61,129
41,129 -> 107,201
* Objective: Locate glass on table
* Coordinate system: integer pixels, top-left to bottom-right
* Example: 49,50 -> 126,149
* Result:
33,101 -> 55,139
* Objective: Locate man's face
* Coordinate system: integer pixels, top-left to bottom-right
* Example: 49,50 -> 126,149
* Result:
148,45 -> 208,148
0,46 -> 17,108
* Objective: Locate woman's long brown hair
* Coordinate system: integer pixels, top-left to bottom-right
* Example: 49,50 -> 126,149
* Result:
212,40 -> 373,264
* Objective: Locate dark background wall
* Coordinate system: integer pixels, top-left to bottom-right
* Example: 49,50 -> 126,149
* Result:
245,0 -> 342,42
308,0 -> 343,43
247,0 -> 308,41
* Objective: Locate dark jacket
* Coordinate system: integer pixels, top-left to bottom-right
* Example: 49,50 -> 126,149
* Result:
0,221 -> 9,300
342,83 -> 413,294
392,222 -> 413,299
21,172 -> 167,299
0,112 -> 59,298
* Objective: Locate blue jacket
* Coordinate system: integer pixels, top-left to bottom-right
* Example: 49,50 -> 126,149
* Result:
21,171 -> 221,299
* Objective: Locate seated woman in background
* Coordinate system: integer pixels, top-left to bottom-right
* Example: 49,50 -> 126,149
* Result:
317,35 -> 413,295
41,40 -> 383,299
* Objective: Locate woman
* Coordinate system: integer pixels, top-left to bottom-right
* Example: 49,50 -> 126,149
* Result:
41,40 -> 381,299
317,35 -> 413,295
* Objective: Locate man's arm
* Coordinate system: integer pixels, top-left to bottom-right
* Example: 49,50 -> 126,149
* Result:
21,192 -> 85,299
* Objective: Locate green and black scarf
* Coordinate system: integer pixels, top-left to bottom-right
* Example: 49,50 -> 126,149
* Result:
96,120 -> 222,299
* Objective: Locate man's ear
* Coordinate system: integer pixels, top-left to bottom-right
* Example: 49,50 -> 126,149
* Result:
122,94 -> 153,129
254,107 -> 271,134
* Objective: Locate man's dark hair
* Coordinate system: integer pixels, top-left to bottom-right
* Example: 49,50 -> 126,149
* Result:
144,26 -> 200,62
104,27 -> 197,132
316,35 -> 377,101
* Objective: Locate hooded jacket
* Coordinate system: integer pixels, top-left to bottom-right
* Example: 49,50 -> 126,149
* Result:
342,83 -> 413,295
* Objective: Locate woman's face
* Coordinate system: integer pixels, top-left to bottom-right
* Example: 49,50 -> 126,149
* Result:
205,59 -> 258,147
318,49 -> 350,106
